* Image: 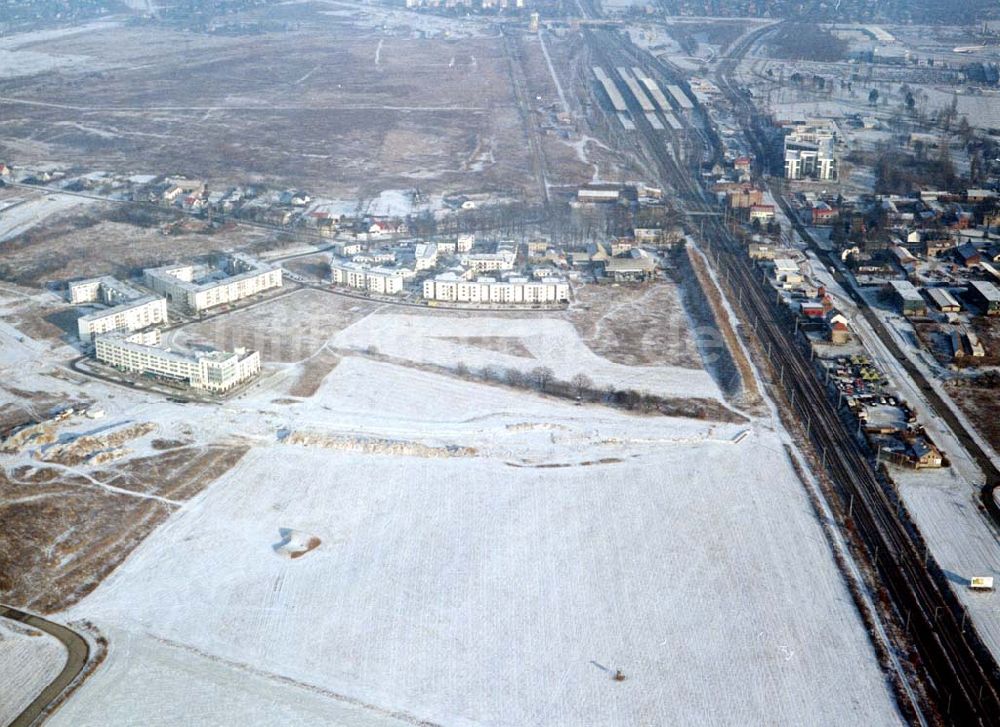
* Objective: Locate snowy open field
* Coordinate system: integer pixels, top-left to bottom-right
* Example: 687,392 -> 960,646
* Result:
0,617 -> 67,725
51,356 -> 901,726
894,467 -> 1000,659
331,312 -> 723,402
0,191 -> 94,243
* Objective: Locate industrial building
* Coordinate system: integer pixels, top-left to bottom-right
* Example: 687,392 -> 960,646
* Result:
888,280 -> 928,316
967,280 -> 1000,315
143,253 -> 282,313
70,276 -> 169,343
926,287 -> 962,313
94,329 -> 260,393
423,273 -> 569,305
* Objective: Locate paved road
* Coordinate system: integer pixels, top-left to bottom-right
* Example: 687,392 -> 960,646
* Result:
0,605 -> 90,727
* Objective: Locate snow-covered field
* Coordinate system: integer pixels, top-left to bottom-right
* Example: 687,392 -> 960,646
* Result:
51,356 -> 901,726
894,467 -> 1000,658
0,192 -> 94,243
331,313 -> 723,402
0,617 -> 67,725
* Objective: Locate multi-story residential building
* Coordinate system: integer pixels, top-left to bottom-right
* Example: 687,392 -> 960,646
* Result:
95,329 -> 260,393
413,243 -> 439,271
69,276 -> 144,306
423,273 -> 569,304
78,296 -> 169,343
330,262 -> 405,294
70,276 -> 169,342
460,248 -> 516,274
143,254 -> 282,313
784,123 -> 837,181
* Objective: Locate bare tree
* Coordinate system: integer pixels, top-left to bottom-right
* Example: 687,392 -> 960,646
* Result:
506,367 -> 526,387
530,366 -> 555,392
571,373 -> 593,398
455,361 -> 470,378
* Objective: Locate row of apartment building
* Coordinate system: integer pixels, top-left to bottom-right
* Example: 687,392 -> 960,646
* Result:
94,329 -> 260,393
422,273 -> 570,304
70,277 -> 170,343
143,253 -> 283,313
330,262 -> 406,294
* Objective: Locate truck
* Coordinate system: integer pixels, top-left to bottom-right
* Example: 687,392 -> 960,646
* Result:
969,576 -> 994,591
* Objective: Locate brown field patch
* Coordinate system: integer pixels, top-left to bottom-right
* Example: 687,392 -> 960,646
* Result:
287,348 -> 341,398
0,444 -> 248,612
565,282 -> 703,368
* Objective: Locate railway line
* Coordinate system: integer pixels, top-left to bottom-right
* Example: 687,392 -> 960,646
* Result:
582,20 -> 1000,724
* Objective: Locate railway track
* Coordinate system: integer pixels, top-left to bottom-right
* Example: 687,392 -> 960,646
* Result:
581,20 -> 1000,724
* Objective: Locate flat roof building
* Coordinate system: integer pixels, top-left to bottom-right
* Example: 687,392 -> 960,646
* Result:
967,280 -> 1000,315
69,276 -> 169,342
330,262 -> 404,295
888,280 -> 928,316
95,329 -> 260,393
423,273 -> 569,305
143,253 -> 282,313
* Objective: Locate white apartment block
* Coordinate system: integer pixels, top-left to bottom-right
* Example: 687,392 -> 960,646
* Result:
70,276 -> 169,342
456,234 -> 475,253
95,329 -> 260,393
423,274 -> 569,304
330,262 -> 405,295
143,253 -> 282,313
460,248 -> 516,274
69,276 -> 144,306
78,296 -> 169,343
413,243 -> 439,271
784,124 -> 837,181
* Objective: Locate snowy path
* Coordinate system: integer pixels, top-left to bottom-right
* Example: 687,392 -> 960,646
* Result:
537,32 -> 570,116
0,97 -> 489,113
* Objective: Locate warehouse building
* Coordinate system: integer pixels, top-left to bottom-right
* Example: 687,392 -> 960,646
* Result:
926,287 -> 962,313
967,280 -> 1000,315
95,329 -> 260,393
888,280 -> 928,316
143,254 -> 282,313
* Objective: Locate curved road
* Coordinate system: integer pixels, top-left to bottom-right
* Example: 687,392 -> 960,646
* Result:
0,605 -> 90,727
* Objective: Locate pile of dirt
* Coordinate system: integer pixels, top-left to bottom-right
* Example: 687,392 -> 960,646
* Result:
284,431 -> 477,458
40,423 -> 157,466
272,528 -> 321,559
1,422 -> 59,454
